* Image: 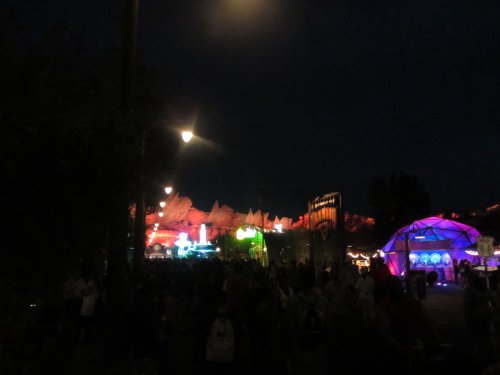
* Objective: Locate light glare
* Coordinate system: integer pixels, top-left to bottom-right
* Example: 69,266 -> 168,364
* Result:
182,131 -> 193,143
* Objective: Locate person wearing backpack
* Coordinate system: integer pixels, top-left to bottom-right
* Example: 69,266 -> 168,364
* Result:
286,267 -> 328,375
205,303 -> 236,374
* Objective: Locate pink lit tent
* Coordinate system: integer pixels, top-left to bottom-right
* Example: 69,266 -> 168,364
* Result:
382,216 -> 481,277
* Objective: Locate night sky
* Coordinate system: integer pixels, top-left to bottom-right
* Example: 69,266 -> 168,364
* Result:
5,0 -> 500,220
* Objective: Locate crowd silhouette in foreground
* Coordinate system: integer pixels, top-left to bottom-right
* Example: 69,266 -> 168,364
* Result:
2,256 -> 500,374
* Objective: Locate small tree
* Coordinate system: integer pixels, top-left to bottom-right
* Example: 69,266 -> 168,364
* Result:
368,171 -> 431,247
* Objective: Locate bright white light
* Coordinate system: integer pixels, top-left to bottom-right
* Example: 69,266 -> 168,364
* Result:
430,253 -> 442,265
159,201 -> 166,208
410,253 -> 420,265
200,224 -> 208,244
274,223 -> 283,233
414,235 -> 426,239
159,212 -> 164,217
236,227 -> 257,240
175,232 -> 192,249
181,131 -> 193,143
165,186 -> 173,195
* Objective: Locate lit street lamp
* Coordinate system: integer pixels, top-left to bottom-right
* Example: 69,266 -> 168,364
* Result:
133,130 -> 192,281
119,0 -> 197,280
181,131 -> 193,143
149,185 -> 176,245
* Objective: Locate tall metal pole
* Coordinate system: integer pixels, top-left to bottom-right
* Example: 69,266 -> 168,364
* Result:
120,0 -> 139,111
105,0 -> 140,356
259,185 -> 265,265
337,191 -> 345,265
405,232 -> 412,296
308,201 -> 314,268
119,0 -> 144,281
133,129 -> 145,282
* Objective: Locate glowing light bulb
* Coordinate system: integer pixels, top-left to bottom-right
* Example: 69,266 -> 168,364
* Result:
181,131 -> 193,143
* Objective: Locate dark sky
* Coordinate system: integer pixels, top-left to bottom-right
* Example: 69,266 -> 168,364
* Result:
5,0 -> 500,220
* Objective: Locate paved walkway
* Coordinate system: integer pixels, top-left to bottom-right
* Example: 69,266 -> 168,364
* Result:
419,282 -> 500,374
420,283 -> 469,344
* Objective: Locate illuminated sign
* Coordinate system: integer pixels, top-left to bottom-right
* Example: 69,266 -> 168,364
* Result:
477,236 -> 495,257
309,192 -> 340,231
237,227 -> 257,240
310,192 -> 339,212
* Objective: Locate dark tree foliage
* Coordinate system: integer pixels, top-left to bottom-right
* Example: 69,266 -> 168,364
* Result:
477,209 -> 500,240
1,29 -> 126,302
0,16 -> 177,310
368,171 -> 431,247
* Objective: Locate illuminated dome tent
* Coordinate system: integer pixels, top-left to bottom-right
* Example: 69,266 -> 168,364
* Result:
382,217 -> 481,277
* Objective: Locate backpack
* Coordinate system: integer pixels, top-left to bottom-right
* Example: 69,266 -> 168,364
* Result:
205,316 -> 235,363
298,294 -> 324,348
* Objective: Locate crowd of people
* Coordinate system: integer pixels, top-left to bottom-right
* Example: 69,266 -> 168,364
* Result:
3,255 -> 500,374
60,257 -> 447,374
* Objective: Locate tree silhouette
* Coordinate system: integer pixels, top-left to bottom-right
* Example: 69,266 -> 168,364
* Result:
0,16 -> 177,307
368,171 -> 431,247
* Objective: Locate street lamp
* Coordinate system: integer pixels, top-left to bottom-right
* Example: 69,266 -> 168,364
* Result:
155,185 -> 174,219
119,0 -> 195,280
150,185 -> 176,244
133,129 -> 193,281
181,131 -> 193,143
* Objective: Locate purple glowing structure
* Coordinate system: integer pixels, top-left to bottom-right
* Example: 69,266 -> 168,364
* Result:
382,217 -> 481,277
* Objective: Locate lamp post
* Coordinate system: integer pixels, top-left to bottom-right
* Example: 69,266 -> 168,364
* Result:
119,0 -> 195,281
119,0 -> 138,112
133,130 -> 193,281
405,232 -> 412,296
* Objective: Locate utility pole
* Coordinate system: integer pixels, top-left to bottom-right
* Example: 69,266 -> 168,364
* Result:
259,185 -> 266,265
337,191 -> 346,265
133,129 -> 146,282
105,0 -> 140,358
118,0 -> 146,281
308,200 -> 314,268
120,0 -> 138,111
405,232 -> 412,296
